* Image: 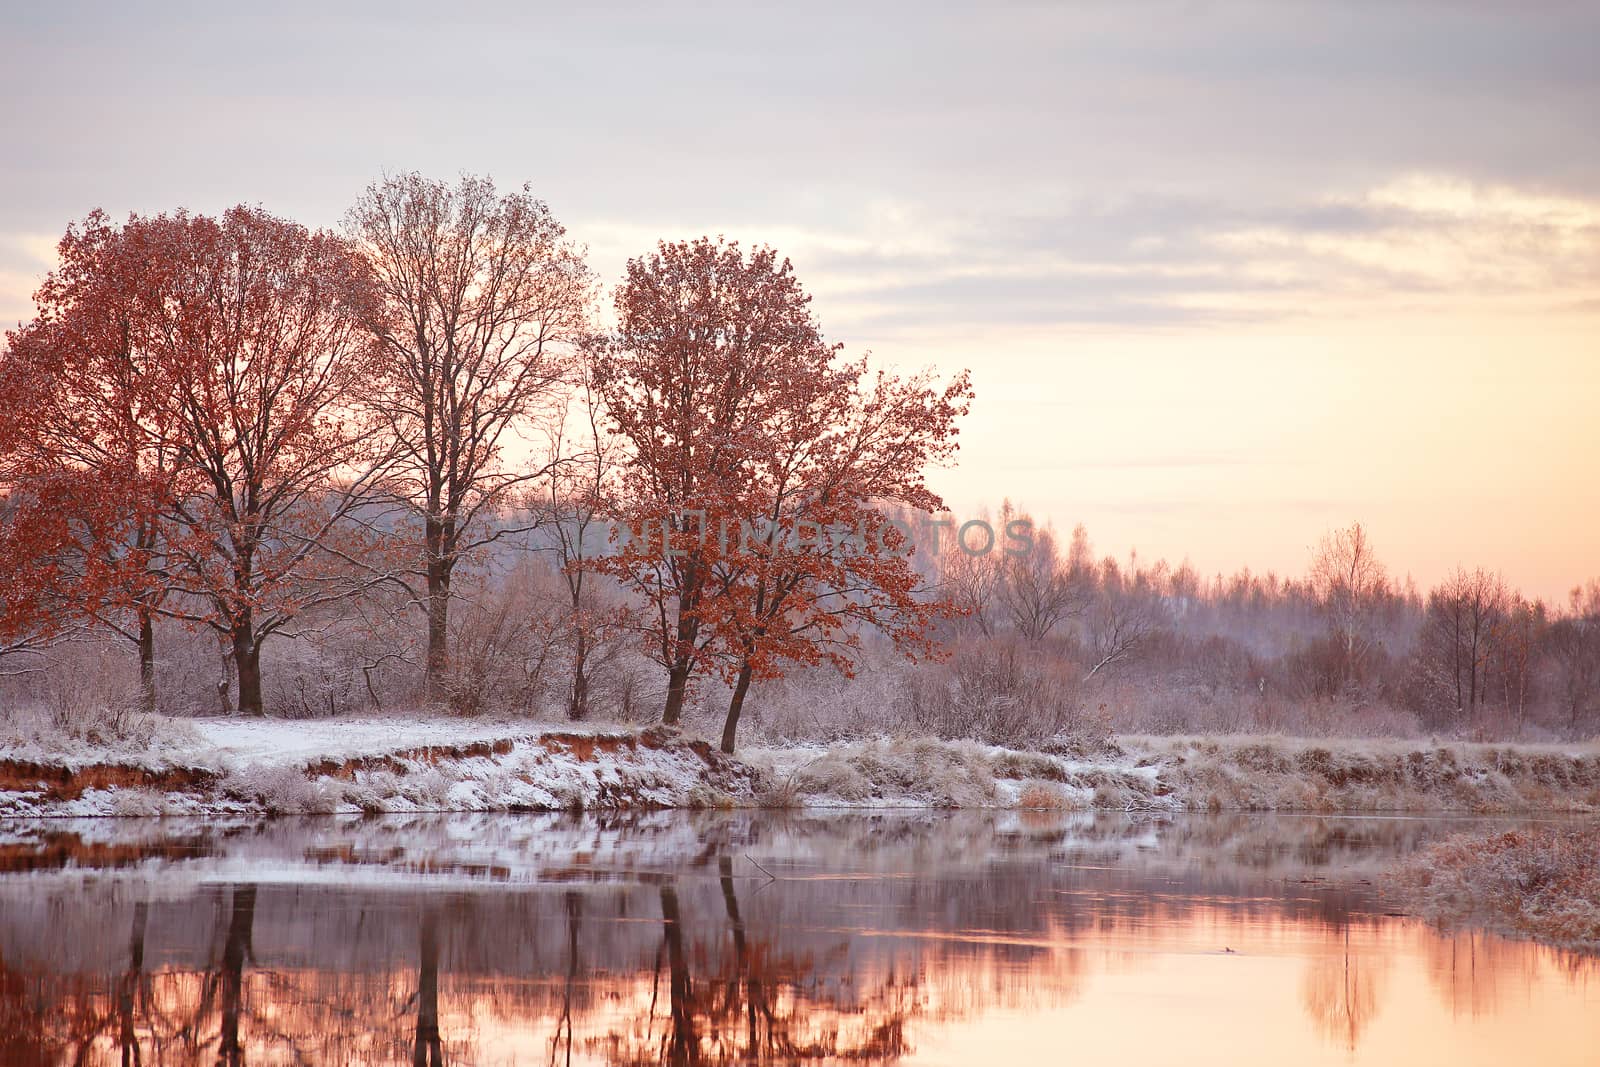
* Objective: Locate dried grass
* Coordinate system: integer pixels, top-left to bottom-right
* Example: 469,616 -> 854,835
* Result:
1390,825 -> 1600,949
1126,735 -> 1600,814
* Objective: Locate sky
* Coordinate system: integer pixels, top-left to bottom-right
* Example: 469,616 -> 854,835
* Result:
2,1 -> 1596,602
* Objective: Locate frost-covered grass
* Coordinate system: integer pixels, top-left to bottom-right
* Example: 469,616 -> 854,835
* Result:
0,703 -> 203,768
1389,825 -> 1600,950
749,734 -> 1600,814
750,736 -> 1169,811
1126,734 -> 1600,814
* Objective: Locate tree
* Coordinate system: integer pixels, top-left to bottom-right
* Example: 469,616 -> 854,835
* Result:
50,207 -> 390,716
1548,580 -> 1600,736
590,238 -> 833,727
939,514 -> 1004,636
1490,595 -> 1543,732
593,237 -> 970,741
1083,555 -> 1159,681
1308,522 -> 1390,695
996,506 -> 1090,643
6,208 -> 391,716
1421,566 -> 1507,723
347,173 -> 592,699
532,354 -> 627,721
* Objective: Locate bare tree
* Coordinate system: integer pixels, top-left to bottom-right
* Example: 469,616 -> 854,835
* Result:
998,510 -> 1091,642
533,354 -> 625,720
1308,522 -> 1390,694
1083,556 -> 1160,681
347,172 -> 592,699
939,508 -> 1004,636
1422,566 -> 1507,722
1491,595 -> 1543,732
1548,580 -> 1600,736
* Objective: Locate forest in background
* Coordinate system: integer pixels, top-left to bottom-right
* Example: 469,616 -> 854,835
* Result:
2,174 -> 1597,752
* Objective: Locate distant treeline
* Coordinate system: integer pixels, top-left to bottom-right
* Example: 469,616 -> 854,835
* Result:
925,512 -> 1600,741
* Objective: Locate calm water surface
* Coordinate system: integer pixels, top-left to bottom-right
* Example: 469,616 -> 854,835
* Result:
1,811 -> 1596,1065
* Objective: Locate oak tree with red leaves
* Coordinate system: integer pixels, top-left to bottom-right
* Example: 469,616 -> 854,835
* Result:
154,208 -> 391,715
591,237 -> 970,745
3,207 -> 391,716
347,173 -> 592,701
591,238 -> 833,727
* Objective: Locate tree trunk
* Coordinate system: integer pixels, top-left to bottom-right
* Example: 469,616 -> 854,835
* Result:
233,624 -> 264,717
413,911 -> 443,1067
217,885 -> 256,1067
215,635 -> 233,715
663,657 -> 693,726
1453,618 -> 1464,714
137,607 -> 156,715
567,627 -> 589,721
660,883 -> 697,1065
661,574 -> 702,726
1469,633 -> 1480,714
722,660 -> 754,754
423,516 -> 453,701
424,581 -> 450,701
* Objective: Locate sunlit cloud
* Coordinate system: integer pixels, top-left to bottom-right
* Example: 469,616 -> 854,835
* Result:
670,175 -> 1600,340
1215,176 -> 1600,312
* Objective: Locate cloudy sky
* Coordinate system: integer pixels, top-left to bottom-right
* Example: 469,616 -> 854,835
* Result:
3,1 -> 1597,600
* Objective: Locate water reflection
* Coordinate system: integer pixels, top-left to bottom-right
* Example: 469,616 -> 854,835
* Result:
1300,926 -> 1386,1051
0,811 -> 1595,1065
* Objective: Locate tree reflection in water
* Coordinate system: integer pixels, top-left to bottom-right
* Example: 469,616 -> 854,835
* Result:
1300,923 -> 1387,1052
0,811 -> 1595,1065
415,909 -> 442,1067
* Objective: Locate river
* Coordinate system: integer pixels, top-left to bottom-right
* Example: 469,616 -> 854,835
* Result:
0,810 -> 1595,1064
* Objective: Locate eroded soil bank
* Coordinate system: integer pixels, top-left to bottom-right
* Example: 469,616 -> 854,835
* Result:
4,718 -> 1599,818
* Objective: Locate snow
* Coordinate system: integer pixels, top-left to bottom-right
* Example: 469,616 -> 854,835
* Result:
186,715 -> 550,770
1,714 -> 759,817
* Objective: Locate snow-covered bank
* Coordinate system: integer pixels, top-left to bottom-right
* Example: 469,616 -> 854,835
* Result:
0,717 -> 761,817
3,717 -> 1599,817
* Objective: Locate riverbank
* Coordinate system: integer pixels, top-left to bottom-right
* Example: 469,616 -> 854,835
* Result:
4,716 -> 1599,817
1388,825 -> 1600,951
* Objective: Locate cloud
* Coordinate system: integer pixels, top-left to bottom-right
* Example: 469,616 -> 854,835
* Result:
682,175 -> 1600,338
5,5 -> 1600,340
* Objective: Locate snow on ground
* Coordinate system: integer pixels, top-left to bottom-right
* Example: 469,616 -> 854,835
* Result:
1,715 -> 762,818
186,715 -> 555,770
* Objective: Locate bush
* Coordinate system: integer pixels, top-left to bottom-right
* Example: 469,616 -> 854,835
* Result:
1391,826 -> 1600,948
